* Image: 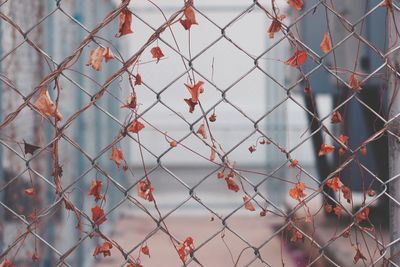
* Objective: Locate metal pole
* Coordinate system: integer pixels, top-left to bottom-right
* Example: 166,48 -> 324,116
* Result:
388,7 -> 400,265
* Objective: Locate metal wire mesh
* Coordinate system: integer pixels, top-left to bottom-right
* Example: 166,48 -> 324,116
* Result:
1,0 -> 400,266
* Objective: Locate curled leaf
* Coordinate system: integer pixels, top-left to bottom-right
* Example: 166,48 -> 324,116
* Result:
180,6 -> 198,30
110,146 -> 124,168
116,8 -> 133,37
93,241 -> 113,257
342,186 -> 352,204
289,159 -> 298,168
318,144 -> 335,156
138,179 -> 154,202
24,187 -> 35,196
349,73 -> 361,91
334,205 -> 342,217
326,176 -> 343,192
177,237 -> 194,261
87,47 -> 105,71
88,180 -> 103,201
196,123 -> 208,139
141,245 -> 150,257
150,46 -> 164,63
287,0 -> 304,11
121,93 -> 137,109
331,111 -> 343,124
243,195 -> 256,211
184,98 -> 198,113
91,205 -> 107,226
225,176 -> 240,192
289,182 -> 306,201
354,248 -> 367,264
268,19 -> 281,38
285,50 -> 307,67
34,88 -> 63,120
128,119 -> 145,133
355,207 -> 370,223
103,47 -> 114,62
135,73 -> 142,86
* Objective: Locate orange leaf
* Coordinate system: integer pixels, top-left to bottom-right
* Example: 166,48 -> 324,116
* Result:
243,195 -> 256,211
342,186 -> 352,204
334,205 -> 342,217
289,159 -> 298,168
24,187 -> 35,196
87,47 -> 105,71
225,177 -> 240,192
150,46 -> 164,63
196,123 -> 207,139
34,88 -> 63,120
217,171 -> 224,179
138,179 -> 154,202
289,182 -> 306,201
1,259 -> 13,267
121,93 -> 137,109
355,207 -> 370,223
290,230 -> 303,242
116,8 -> 133,37
88,180 -> 103,201
324,204 -> 333,213
320,32 -> 332,54
110,146 -> 124,168
180,6 -> 198,30
360,145 -> 367,155
349,73 -> 361,91
331,111 -> 343,124
91,205 -> 107,226
128,119 -> 145,133
287,0 -> 304,10
326,176 -> 343,192
135,73 -> 142,86
177,237 -> 194,261
185,81 -> 205,103
285,50 -> 307,67
93,241 -> 113,257
184,98 -> 198,113
267,19 -> 281,38
339,134 -> 349,145
141,245 -> 150,257
318,144 -> 335,156
103,47 -> 114,62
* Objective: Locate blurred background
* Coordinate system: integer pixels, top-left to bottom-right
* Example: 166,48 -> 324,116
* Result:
0,0 -> 392,266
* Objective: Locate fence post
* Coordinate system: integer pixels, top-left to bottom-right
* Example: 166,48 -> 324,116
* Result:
388,7 -> 400,265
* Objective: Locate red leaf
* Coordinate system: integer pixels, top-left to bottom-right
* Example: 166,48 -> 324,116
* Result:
24,187 -> 35,196
135,73 -> 142,86
290,230 -> 303,242
32,252 -> 39,262
93,241 -> 113,257
248,146 -> 256,153
243,195 -> 256,211
354,248 -> 367,264
196,123 -> 207,139
128,119 -> 145,133
86,47 -> 105,71
121,93 -> 137,109
34,88 -> 63,120
289,182 -> 306,201
103,47 -> 114,62
225,177 -> 240,192
116,8 -> 133,37
324,204 -> 333,213
320,32 -> 332,54
331,111 -> 343,124
326,176 -> 343,192
1,259 -> 13,267
334,205 -> 342,217
349,73 -> 361,91
360,145 -> 367,155
180,6 -> 198,30
177,237 -> 194,261
318,144 -> 335,156
150,46 -> 164,63
184,98 -> 198,113
209,113 -> 217,122
138,179 -> 154,202
289,159 -> 298,168
285,50 -> 307,67
88,180 -> 103,201
287,0 -> 304,11
110,146 -> 124,168
268,19 -> 281,38
185,81 -> 204,103
355,207 -> 370,223
342,186 -> 352,204
141,245 -> 150,257
91,205 -> 107,226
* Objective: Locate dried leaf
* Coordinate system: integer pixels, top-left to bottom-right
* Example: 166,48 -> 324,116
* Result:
349,73 -> 361,91
225,177 -> 240,192
289,182 -> 306,201
355,207 -> 370,223
103,47 -> 114,62
326,176 -> 343,192
24,187 -> 35,196
185,81 -> 204,103
268,19 -> 281,38
354,248 -> 367,264
24,140 -> 40,155
210,147 -> 216,161
141,245 -> 150,257
34,88 -> 63,120
209,113 -> 217,122
196,123 -> 207,139
289,159 -> 298,168
287,0 -> 304,11
1,259 -> 13,267
342,186 -> 352,204
150,46 -> 164,63
318,144 -> 335,156
135,73 -> 142,86
243,195 -> 256,211
180,6 -> 198,30
116,8 -> 133,37
360,145 -> 367,155
138,179 -> 154,202
121,93 -> 137,109
324,204 -> 333,213
320,32 -> 332,54
184,98 -> 198,113
91,205 -> 107,226
87,47 -> 105,71
93,241 -> 113,257
285,50 -> 307,67
290,230 -> 303,242
110,147 -> 124,168
331,111 -> 343,124
128,119 -> 145,133
334,205 -> 342,217
177,237 -> 194,261
88,180 -> 103,201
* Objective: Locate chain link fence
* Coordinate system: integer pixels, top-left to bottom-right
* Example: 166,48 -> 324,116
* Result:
0,0 -> 400,266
